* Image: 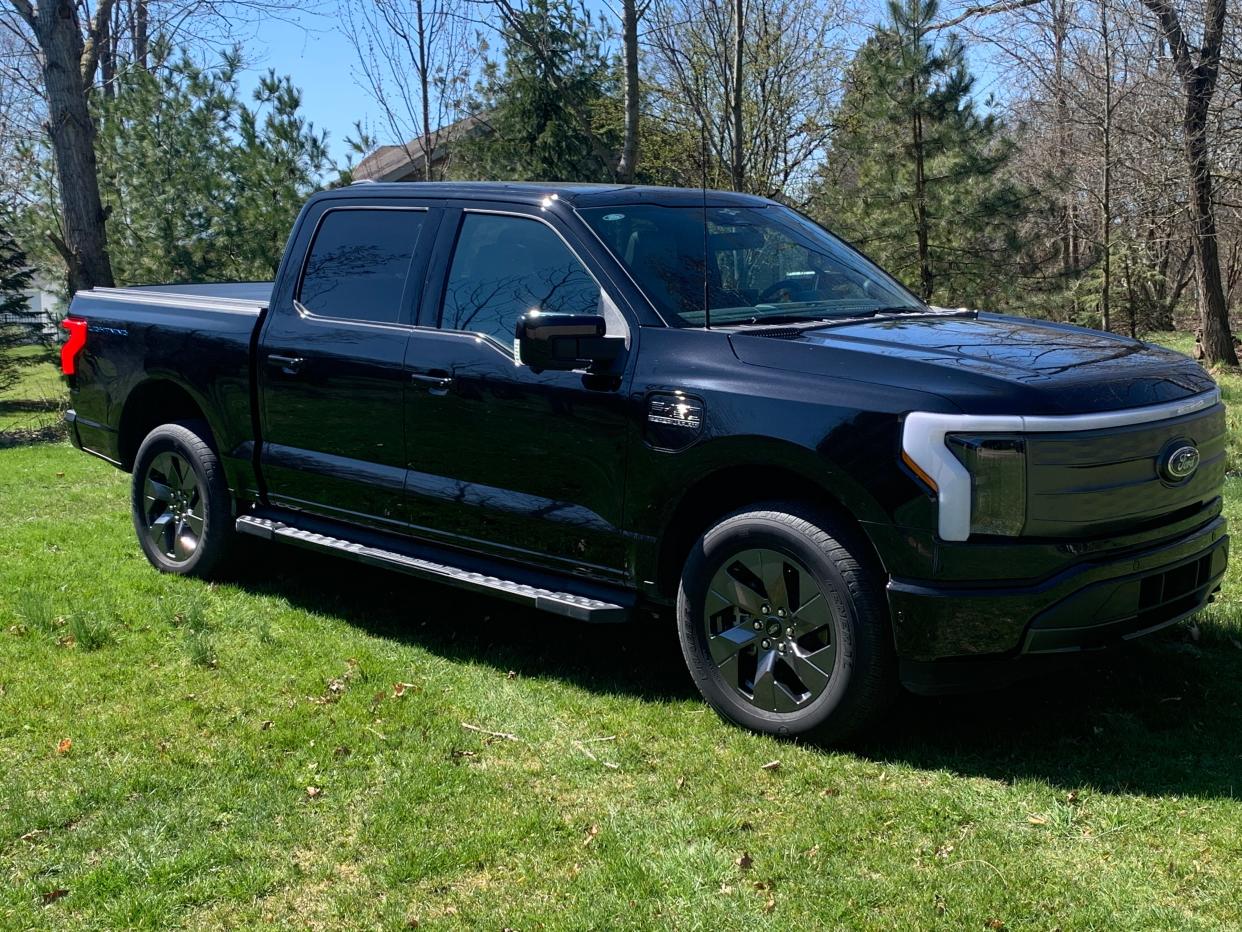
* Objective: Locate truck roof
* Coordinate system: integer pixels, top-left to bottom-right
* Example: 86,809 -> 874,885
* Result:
320,181 -> 775,209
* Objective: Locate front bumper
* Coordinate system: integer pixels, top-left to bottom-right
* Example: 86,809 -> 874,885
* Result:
887,513 -> 1228,684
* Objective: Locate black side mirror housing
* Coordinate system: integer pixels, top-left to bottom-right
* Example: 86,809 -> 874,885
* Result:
515,312 -> 622,373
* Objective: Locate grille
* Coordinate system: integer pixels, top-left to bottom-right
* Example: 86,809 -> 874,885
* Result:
1024,404 -> 1226,538
1136,553 -> 1215,630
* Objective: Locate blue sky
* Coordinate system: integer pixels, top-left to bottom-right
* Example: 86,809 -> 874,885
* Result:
236,1 -> 1005,171
239,12 -> 381,167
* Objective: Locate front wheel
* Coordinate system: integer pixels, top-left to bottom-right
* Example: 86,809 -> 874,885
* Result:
131,421 -> 234,578
676,505 -> 896,742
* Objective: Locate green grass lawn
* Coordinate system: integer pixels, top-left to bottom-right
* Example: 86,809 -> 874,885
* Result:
0,343 -> 65,435
3,338 -> 1242,929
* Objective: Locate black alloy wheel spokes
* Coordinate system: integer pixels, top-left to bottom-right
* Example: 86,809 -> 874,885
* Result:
142,451 -> 204,562
704,548 -> 838,713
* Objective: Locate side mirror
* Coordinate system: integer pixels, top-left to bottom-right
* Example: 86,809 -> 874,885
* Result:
515,312 -> 622,373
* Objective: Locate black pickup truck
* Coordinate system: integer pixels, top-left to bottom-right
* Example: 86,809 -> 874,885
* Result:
62,182 -> 1228,740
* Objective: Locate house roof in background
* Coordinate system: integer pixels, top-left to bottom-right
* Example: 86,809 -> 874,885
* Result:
352,114 -> 491,182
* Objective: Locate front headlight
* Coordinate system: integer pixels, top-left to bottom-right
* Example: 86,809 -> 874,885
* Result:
945,434 -> 1026,536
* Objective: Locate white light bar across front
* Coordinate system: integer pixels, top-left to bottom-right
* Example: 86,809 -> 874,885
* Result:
902,388 -> 1221,542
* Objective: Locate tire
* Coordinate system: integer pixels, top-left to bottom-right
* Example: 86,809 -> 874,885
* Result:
676,504 -> 896,742
131,420 -> 234,578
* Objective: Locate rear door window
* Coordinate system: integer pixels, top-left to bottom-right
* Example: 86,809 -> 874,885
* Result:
298,208 -> 426,323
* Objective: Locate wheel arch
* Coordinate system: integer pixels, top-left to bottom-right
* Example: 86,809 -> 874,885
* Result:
652,461 -> 890,602
117,379 -> 217,471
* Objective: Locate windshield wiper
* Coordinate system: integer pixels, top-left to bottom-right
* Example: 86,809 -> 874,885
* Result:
735,305 -> 927,326
737,313 -> 835,325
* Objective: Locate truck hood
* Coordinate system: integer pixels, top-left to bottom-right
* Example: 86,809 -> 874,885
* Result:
728,311 -> 1217,415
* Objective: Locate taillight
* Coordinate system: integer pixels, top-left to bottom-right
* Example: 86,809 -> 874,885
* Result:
61,317 -> 88,375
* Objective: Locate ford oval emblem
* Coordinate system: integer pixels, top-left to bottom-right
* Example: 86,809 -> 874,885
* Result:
1160,443 -> 1200,482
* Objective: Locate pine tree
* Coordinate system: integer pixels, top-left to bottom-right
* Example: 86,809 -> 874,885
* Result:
0,215 -> 38,394
92,44 -> 332,285
812,0 -> 1025,307
454,0 -> 617,182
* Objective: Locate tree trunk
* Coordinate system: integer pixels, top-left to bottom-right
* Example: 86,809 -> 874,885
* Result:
729,0 -> 744,191
1123,248 -> 1137,337
98,3 -> 115,98
1099,0 -> 1111,333
134,0 -> 149,72
1185,97 -> 1235,364
1142,0 -> 1235,365
617,0 -> 640,183
1052,0 -> 1076,275
912,109 -> 932,301
415,0 -> 434,181
29,0 -> 114,293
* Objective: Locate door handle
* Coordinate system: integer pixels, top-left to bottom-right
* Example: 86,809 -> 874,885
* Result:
410,371 -> 453,395
266,354 -> 305,374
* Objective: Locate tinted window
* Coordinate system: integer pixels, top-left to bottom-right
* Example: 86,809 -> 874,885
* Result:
441,213 -> 602,348
298,209 -> 425,323
581,204 -> 922,326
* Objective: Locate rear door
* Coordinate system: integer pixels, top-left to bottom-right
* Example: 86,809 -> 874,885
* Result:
401,204 -> 636,580
258,200 -> 437,531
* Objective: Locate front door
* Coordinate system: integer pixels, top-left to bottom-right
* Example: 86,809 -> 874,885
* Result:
402,207 -> 634,580
258,204 -> 433,531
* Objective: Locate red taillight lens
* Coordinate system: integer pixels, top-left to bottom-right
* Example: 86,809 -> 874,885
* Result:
61,317 -> 88,375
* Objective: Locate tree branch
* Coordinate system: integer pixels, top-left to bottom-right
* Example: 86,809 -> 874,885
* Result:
7,0 -> 35,30
1140,0 -> 1194,83
932,0 -> 1045,31
81,0 -> 118,86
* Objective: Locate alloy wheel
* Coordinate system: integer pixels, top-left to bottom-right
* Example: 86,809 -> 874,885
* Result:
703,548 -> 839,713
141,451 -> 204,563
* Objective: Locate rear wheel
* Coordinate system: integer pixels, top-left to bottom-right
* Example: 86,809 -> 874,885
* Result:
131,421 -> 234,578
676,504 -> 895,742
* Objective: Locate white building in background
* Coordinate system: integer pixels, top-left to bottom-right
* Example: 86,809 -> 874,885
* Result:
0,280 -> 61,340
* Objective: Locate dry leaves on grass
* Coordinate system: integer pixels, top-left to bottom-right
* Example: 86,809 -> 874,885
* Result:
736,851 -> 753,871
55,738 -> 72,754
40,889 -> 68,906
761,760 -> 781,772
309,660 -> 364,705
754,880 -> 777,913
306,786 -> 323,799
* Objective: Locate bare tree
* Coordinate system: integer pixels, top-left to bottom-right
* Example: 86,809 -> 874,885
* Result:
1141,0 -> 1236,363
937,0 -> 1213,336
646,0 -> 849,198
342,0 -> 477,180
616,0 -> 649,182
6,0 -> 116,292
2,0 -> 319,293
729,0 -> 743,190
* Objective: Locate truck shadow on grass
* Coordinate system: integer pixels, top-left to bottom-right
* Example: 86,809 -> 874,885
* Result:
226,544 -> 697,702
864,643 -> 1242,799
227,546 -> 1242,799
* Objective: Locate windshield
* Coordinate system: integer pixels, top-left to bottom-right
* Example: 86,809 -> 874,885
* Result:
579,204 -> 924,326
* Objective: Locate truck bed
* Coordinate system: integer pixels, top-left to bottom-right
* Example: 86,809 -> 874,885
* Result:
86,281 -> 273,313
64,283 -> 269,490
